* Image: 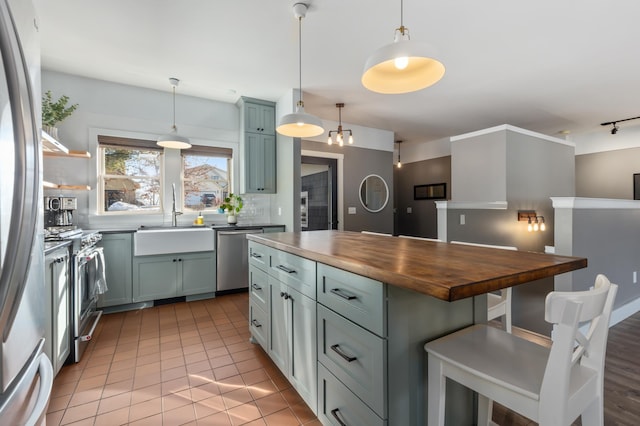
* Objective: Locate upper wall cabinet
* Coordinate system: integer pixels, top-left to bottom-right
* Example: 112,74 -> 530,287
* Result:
238,97 -> 277,194
245,101 -> 276,135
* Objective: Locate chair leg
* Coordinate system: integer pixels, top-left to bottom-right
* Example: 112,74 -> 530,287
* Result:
581,397 -> 604,426
477,395 -> 492,426
427,354 -> 446,426
505,309 -> 512,334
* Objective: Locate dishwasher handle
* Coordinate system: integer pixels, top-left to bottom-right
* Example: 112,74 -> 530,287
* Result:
218,229 -> 263,236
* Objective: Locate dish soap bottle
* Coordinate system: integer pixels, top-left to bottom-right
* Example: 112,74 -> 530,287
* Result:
196,212 -> 204,225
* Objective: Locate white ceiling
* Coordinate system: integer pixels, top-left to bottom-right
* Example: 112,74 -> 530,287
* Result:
33,0 -> 640,144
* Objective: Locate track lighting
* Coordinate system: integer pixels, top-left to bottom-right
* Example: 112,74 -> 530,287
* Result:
600,115 -> 640,135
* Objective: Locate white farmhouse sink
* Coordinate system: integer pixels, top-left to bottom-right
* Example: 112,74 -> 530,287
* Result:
134,227 -> 214,256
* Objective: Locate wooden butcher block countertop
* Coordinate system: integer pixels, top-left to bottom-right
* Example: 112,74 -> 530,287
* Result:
247,230 -> 587,302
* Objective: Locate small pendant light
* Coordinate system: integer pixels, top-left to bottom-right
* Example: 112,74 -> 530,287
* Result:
396,140 -> 402,168
362,0 -> 445,94
276,3 -> 325,138
157,78 -> 191,149
327,103 -> 354,146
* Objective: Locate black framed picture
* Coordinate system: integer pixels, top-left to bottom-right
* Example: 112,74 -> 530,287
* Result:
634,174 -> 640,200
414,183 -> 447,200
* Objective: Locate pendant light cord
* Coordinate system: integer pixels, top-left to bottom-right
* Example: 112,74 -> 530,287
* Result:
298,15 -> 303,106
172,84 -> 177,130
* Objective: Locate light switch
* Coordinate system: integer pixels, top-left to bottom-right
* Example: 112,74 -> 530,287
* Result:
407,207 -> 412,214
348,207 -> 356,214
460,214 -> 465,225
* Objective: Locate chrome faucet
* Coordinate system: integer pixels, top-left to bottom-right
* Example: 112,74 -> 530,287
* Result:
172,183 -> 182,227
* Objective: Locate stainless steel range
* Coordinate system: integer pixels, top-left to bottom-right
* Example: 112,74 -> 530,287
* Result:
46,229 -> 105,362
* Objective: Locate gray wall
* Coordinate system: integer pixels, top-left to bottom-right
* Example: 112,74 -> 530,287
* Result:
302,140 -> 394,233
576,147 -> 640,199
394,156 -> 451,238
445,208 -> 554,335
444,128 -> 575,335
451,132 -> 507,202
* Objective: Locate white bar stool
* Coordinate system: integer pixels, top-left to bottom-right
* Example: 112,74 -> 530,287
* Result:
425,274 -> 617,426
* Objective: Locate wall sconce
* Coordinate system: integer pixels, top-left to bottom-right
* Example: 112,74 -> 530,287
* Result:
518,210 -> 545,232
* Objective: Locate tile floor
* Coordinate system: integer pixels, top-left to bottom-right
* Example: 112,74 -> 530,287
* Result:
46,293 -> 321,426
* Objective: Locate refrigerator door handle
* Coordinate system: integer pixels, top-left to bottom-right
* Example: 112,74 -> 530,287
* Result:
0,0 -> 41,334
23,353 -> 53,426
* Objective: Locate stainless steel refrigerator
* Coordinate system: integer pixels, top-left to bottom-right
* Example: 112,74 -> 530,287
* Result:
0,0 -> 54,424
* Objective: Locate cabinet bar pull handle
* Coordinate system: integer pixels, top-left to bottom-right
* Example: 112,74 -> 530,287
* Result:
276,265 -> 296,274
251,253 -> 262,258
330,344 -> 357,362
330,408 -> 348,426
251,319 -> 262,328
330,288 -> 357,300
252,283 -> 262,291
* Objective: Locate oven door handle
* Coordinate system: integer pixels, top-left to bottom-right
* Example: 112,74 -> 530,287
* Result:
79,310 -> 103,342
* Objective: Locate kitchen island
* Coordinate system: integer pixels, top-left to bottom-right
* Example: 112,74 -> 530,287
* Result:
247,230 -> 586,425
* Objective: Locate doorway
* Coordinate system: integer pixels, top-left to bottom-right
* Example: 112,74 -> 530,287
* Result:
301,156 -> 338,230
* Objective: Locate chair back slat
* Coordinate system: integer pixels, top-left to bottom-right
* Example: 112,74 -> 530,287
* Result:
539,274 -> 617,420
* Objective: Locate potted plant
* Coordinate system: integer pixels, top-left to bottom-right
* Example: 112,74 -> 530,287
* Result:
42,90 -> 78,138
219,193 -> 243,224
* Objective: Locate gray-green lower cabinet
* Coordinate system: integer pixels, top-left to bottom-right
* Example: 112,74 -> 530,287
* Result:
268,276 -> 317,414
44,246 -> 71,376
133,251 -> 215,303
250,242 -> 477,426
98,232 -> 133,308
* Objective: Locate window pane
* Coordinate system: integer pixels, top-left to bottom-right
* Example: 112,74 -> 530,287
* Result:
104,177 -> 161,211
100,143 -> 163,213
183,153 -> 230,211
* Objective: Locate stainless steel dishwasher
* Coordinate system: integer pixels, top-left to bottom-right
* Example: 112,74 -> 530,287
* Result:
216,228 -> 263,294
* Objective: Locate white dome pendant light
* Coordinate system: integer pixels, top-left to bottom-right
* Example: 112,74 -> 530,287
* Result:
362,0 -> 445,94
157,77 -> 191,149
276,3 -> 324,138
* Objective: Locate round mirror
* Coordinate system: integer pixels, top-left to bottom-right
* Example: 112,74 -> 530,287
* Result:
359,174 -> 389,213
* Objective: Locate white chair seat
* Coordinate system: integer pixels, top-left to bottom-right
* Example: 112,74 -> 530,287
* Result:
425,274 -> 618,426
425,324 -> 598,405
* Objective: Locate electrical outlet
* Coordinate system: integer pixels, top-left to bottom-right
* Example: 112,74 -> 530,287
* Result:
407,207 -> 412,214
460,214 -> 465,225
348,207 -> 356,214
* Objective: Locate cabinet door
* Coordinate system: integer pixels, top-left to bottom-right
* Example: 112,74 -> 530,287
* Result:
269,277 -> 289,376
133,255 -> 178,302
180,251 -> 215,296
45,247 -> 71,375
245,133 -> 276,194
52,251 -> 70,374
245,102 -> 275,134
289,287 -> 317,414
98,233 -> 133,307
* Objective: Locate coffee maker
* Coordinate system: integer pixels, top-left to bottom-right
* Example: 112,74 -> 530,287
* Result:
44,196 -> 77,228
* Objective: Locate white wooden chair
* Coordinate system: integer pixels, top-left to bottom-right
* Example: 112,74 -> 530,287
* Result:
398,235 -> 442,242
361,231 -> 392,236
425,274 -> 618,426
450,241 -> 517,333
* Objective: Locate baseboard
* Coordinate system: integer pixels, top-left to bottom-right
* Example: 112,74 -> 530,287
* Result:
610,297 -> 640,327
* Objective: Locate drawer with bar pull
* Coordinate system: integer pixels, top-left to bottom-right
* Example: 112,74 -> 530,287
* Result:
317,263 -> 386,336
248,241 -> 271,271
269,249 -> 316,300
317,304 -> 387,417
